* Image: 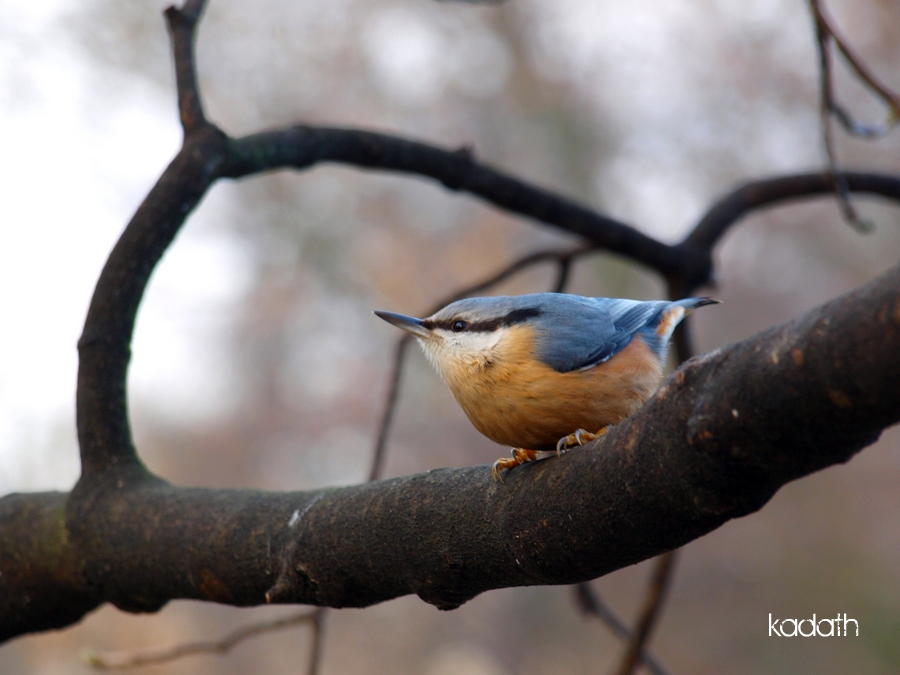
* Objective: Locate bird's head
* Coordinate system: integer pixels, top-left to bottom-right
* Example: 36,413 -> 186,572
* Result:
374,296 -> 544,380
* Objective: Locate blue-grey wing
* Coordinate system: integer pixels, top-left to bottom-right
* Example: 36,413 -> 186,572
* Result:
532,297 -> 671,373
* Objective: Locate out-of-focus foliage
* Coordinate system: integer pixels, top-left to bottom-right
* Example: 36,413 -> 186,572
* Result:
3,0 -> 900,673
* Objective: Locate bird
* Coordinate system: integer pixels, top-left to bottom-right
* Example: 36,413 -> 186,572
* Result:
374,293 -> 719,481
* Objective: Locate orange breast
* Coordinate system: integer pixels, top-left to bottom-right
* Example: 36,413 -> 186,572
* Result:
443,329 -> 664,451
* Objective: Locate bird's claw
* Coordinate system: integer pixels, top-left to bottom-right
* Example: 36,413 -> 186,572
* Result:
492,430 -> 610,482
491,447 -> 541,482
556,426 -> 609,456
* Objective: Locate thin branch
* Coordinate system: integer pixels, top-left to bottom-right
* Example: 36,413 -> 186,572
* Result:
163,1 -> 209,134
223,128 -> 710,285
612,552 -> 678,675
574,584 -> 674,675
430,246 -> 596,302
369,337 -> 412,482
684,171 -> 900,257
82,608 -> 322,670
305,608 -> 327,675
574,583 -> 630,641
809,0 -> 871,232
812,0 -> 900,128
552,256 -> 573,293
807,0 -> 900,231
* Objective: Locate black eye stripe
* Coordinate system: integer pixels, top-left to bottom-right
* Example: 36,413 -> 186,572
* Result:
503,308 -> 542,325
422,307 -> 542,332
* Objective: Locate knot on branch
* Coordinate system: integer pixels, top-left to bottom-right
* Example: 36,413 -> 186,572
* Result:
436,144 -> 476,191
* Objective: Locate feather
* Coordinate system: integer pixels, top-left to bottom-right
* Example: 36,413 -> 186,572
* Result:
530,296 -> 709,372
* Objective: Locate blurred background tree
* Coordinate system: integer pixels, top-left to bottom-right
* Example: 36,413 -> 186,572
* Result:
1,0 -> 899,673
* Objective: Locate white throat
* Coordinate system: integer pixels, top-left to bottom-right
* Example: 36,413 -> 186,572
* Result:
418,327 -> 508,376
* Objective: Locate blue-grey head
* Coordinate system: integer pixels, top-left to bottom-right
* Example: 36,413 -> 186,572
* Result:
374,293 -> 719,376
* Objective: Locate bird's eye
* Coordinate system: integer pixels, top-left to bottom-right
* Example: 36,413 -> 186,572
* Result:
451,320 -> 468,333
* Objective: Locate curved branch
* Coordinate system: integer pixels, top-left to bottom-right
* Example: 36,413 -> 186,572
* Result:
75,127 -> 228,476
685,172 -> 900,254
222,127 -> 712,287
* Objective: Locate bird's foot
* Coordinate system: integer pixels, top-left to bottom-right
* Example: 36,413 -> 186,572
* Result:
555,426 -> 609,456
491,447 -> 542,482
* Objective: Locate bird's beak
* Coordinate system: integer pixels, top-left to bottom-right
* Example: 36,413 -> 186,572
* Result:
373,310 -> 431,338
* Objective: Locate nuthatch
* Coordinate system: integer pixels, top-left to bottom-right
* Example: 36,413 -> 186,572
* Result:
375,293 -> 719,480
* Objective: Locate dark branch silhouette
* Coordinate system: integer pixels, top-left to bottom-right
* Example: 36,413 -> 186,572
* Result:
613,552 -> 677,675
809,0 -> 900,138
574,584 -> 673,675
808,0 -> 900,232
83,608 -> 323,670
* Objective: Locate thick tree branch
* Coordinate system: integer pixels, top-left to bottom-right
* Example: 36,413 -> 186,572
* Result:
0,493 -> 96,639
4,261 -> 898,641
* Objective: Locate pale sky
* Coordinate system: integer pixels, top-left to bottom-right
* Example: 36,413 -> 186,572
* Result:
1,1 -> 252,492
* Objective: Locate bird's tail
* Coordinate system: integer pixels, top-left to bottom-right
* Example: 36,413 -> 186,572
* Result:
655,297 -> 721,341
672,296 -> 721,314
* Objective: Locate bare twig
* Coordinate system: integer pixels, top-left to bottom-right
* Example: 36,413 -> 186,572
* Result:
574,584 -> 674,675
163,0 -> 210,133
809,0 -> 871,232
305,608 -> 327,675
369,336 -> 413,482
812,0 -> 900,131
612,552 -> 678,675
574,583 -> 631,640
807,0 -> 900,232
82,608 -> 323,670
684,171 -> 900,258
552,256 -> 573,293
